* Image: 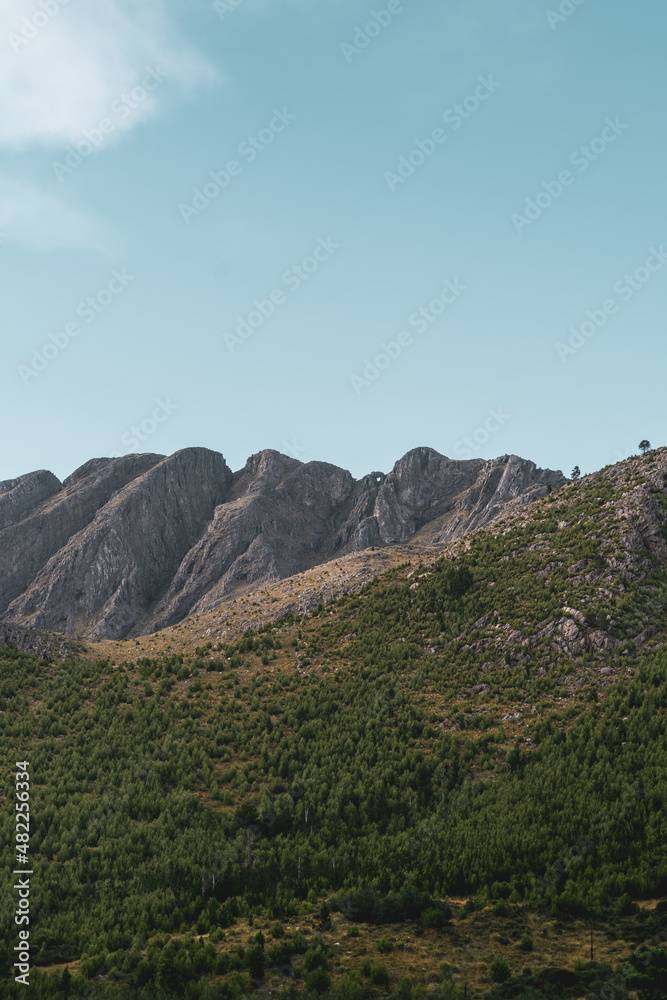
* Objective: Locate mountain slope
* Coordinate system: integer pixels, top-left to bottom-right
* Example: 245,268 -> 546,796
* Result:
0,455 -> 163,615
95,448 -> 667,666
5,449 -> 233,639
0,451 -> 666,999
0,447 -> 564,640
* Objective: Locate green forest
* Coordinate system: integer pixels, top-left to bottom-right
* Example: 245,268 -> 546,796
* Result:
1,456 -> 666,999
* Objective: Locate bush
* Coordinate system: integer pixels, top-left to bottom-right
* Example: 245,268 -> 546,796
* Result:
303,943 -> 330,972
459,899 -> 477,919
615,893 -> 639,916
215,952 -> 230,975
270,922 -> 285,939
370,962 -> 390,987
421,905 -> 451,928
347,926 -> 360,938
489,956 -> 510,983
224,970 -> 247,998
292,931 -> 307,953
335,886 -> 444,924
245,942 -> 265,979
376,938 -> 393,954
267,940 -> 292,968
519,931 -> 533,952
396,978 -> 412,1000
334,973 -> 365,1000
307,967 -> 332,993
434,981 -> 464,1000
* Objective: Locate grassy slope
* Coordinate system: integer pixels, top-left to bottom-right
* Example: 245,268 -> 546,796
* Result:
1,451 -> 667,999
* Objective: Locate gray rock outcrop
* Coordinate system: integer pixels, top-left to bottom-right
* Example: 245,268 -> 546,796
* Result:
0,446 -> 565,639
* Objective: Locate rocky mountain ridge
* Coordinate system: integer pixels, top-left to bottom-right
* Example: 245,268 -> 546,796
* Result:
0,446 -> 565,639
94,449 -> 667,668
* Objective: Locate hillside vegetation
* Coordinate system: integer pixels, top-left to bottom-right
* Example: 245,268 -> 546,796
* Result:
1,451 -> 666,999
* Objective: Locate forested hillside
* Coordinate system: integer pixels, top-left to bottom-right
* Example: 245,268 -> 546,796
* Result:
1,450 -> 666,999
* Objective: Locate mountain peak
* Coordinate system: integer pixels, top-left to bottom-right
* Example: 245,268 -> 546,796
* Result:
0,445 -> 566,639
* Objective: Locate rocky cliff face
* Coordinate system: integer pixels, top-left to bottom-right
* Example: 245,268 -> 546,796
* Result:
0,455 -> 164,616
0,470 -> 62,531
0,446 -> 565,639
0,621 -> 80,661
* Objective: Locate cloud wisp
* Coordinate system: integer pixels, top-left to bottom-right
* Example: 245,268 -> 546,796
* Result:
0,0 -> 218,149
0,174 -> 112,253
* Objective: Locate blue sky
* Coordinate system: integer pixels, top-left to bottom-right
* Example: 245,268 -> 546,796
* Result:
1,0 -> 665,484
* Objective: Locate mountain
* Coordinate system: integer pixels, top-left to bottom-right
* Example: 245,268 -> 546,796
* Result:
0,446 -> 564,640
1,449 -> 666,999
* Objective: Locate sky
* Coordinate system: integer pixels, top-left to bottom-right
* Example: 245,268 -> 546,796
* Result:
1,0 -> 665,485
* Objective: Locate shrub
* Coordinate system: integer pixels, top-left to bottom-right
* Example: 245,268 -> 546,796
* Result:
489,956 -> 510,983
292,931 -> 307,953
421,906 -> 450,928
434,981 -> 464,999
519,931 -> 533,952
370,963 -> 390,987
396,978 -> 412,1000
245,942 -> 265,979
224,971 -> 247,998
267,940 -> 292,967
335,886 -> 443,924
615,893 -> 639,916
334,973 -> 365,1000
215,952 -> 230,975
376,938 -> 393,954
303,944 -> 329,972
306,967 -> 331,993
460,899 -> 477,918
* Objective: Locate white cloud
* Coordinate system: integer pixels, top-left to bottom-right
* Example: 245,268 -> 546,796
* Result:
0,175 -> 112,253
0,0 -> 218,149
